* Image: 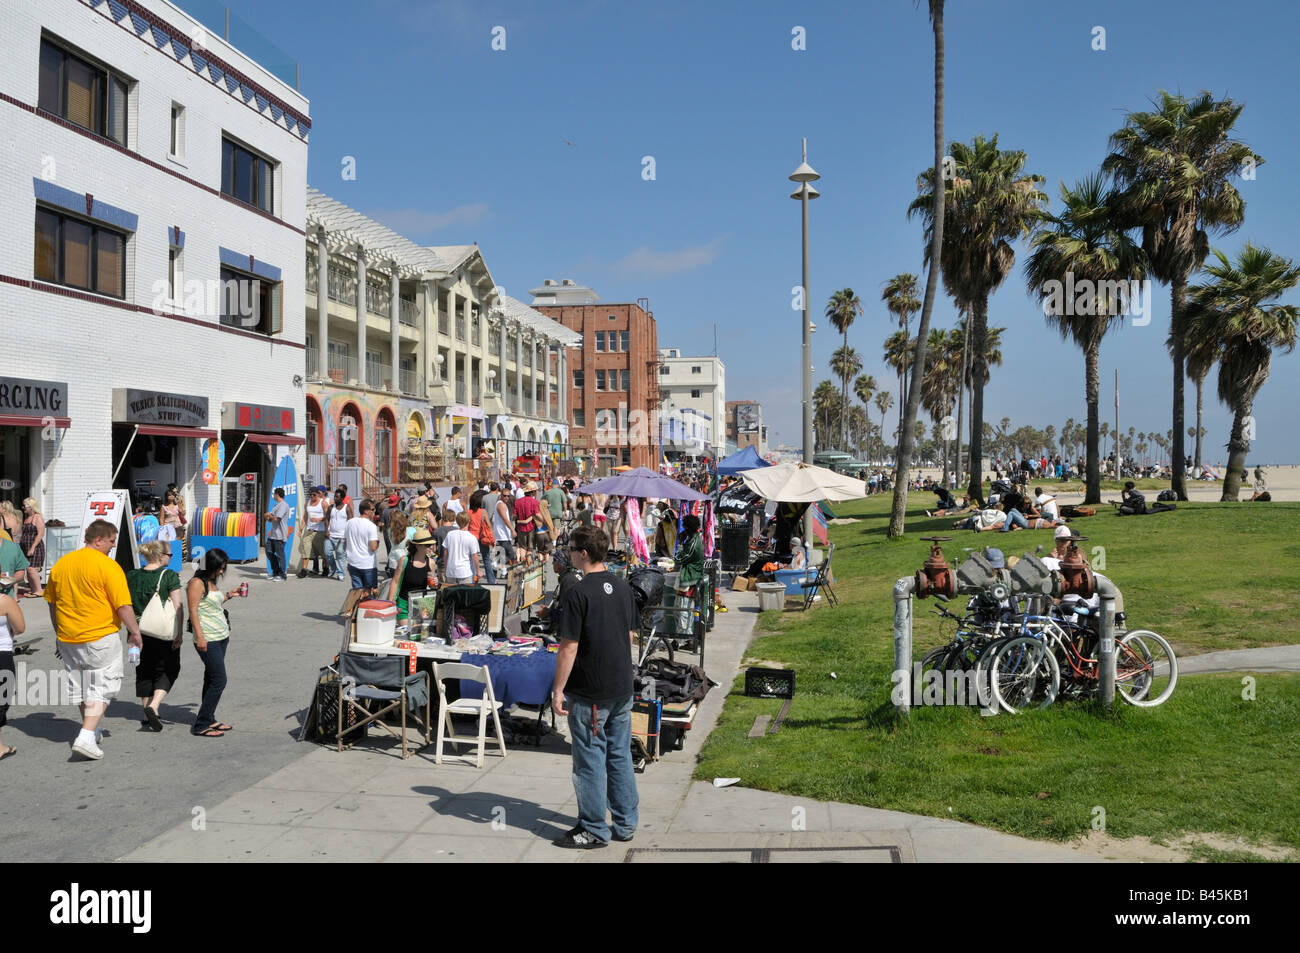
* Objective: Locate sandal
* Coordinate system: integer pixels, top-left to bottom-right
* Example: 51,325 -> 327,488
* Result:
144,707 -> 164,732
193,728 -> 225,738
211,723 -> 233,732
0,745 -> 16,761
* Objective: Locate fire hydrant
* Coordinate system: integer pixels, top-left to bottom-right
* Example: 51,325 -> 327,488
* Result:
915,536 -> 957,599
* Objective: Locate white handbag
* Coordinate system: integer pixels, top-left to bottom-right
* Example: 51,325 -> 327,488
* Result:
139,570 -> 180,640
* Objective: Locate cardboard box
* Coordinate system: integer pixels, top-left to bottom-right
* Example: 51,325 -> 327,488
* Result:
731,575 -> 754,592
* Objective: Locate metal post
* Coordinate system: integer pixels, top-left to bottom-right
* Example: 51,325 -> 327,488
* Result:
799,140 -> 814,546
1114,368 -> 1121,481
892,577 -> 915,719
1099,591 -> 1116,710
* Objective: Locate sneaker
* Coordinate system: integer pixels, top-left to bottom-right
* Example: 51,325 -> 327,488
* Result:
612,831 -> 635,843
72,739 -> 103,760
552,828 -> 607,849
297,569 -> 308,579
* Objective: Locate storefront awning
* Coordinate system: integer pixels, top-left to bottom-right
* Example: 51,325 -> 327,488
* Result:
136,424 -> 218,440
0,414 -> 70,428
247,433 -> 306,446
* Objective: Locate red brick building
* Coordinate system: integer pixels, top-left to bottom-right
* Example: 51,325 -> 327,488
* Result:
530,280 -> 660,471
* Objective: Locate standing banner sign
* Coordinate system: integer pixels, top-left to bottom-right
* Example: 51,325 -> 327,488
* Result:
201,437 -> 224,485
82,490 -> 137,565
267,453 -> 299,574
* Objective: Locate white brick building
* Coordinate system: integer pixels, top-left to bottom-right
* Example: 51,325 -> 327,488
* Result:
0,0 -> 308,551
657,349 -> 725,460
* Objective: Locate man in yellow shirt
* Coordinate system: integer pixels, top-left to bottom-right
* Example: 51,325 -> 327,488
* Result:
44,519 -> 142,761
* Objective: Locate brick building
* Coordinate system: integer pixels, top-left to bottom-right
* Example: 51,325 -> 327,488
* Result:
0,0 -> 308,544
726,400 -> 766,454
530,279 -> 660,471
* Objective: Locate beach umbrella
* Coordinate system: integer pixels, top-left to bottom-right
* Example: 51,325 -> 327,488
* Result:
738,461 -> 867,503
578,466 -> 710,501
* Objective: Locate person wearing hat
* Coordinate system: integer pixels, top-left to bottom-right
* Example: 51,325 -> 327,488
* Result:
297,486 -> 328,578
409,492 -> 434,531
514,482 -> 541,552
1041,525 -> 1088,571
533,545 -> 582,631
386,527 -> 436,619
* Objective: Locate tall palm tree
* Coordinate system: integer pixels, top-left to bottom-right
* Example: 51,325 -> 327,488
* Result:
881,274 -> 921,409
1177,332 -> 1213,472
874,390 -> 894,457
854,373 -> 877,411
883,329 -> 915,431
909,133 -> 1047,503
1025,173 -> 1146,503
829,344 -> 863,446
920,327 -> 960,486
812,379 -> 841,452
825,288 -> 864,449
1183,244 -> 1300,500
1104,91 -> 1261,499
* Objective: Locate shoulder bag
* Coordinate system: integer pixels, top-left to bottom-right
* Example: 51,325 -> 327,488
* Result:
140,570 -> 181,640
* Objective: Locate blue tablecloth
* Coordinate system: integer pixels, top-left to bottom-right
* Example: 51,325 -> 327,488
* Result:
459,651 -> 557,709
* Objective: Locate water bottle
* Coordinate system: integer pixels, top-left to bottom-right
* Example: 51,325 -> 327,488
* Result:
128,644 -> 141,666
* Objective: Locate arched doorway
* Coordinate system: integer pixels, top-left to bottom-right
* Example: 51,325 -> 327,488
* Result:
375,407 -> 396,481
406,411 -> 425,442
305,396 -> 323,456
339,402 -> 363,468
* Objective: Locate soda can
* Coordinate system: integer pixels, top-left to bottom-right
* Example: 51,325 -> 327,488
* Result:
239,582 -> 250,597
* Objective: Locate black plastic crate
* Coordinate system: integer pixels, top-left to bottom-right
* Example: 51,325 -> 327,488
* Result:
744,666 -> 795,699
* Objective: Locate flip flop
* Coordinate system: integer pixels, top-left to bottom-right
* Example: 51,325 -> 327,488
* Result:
144,707 -> 164,732
0,746 -> 16,761
211,723 -> 233,732
193,728 -> 225,738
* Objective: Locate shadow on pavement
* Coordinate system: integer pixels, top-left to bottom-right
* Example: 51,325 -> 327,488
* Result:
413,784 -> 573,838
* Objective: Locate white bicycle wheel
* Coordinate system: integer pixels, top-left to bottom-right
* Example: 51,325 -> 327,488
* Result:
1116,629 -> 1178,707
990,637 -> 1060,714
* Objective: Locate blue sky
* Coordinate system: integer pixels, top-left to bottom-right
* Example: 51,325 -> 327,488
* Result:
248,0 -> 1300,462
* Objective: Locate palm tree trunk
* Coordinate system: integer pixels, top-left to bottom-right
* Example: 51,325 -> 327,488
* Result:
888,0 -> 943,538
1084,339 -> 1102,504
1222,402 -> 1251,501
1194,376 -> 1204,472
965,297 -> 988,504
954,319 -> 969,491
840,329 -> 849,450
1170,274 -> 1188,499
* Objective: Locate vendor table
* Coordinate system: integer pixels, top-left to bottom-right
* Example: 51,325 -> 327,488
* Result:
456,650 -> 557,709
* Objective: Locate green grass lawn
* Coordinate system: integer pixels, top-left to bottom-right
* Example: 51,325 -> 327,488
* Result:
696,495 -> 1300,852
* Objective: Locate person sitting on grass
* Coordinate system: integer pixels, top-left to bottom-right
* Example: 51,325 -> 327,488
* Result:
928,494 -> 976,518
953,498 -> 1009,532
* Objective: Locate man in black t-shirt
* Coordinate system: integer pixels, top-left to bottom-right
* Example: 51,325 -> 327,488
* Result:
551,526 -> 639,849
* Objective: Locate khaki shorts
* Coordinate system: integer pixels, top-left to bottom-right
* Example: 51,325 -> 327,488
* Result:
60,632 -> 124,705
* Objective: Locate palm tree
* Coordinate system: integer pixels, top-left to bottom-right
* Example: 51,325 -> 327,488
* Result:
920,327 -> 961,486
909,133 -> 1047,503
854,373 -> 877,411
812,379 -> 841,452
1104,91 -> 1261,499
1025,173 -> 1146,503
1177,329 -> 1214,472
829,345 -> 863,446
1183,244 -> 1300,500
826,288 -> 864,449
874,390 -> 894,457
883,329 -> 915,431
881,274 -> 921,409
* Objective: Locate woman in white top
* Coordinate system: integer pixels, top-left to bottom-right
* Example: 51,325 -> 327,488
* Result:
0,590 -> 25,760
299,488 -> 328,577
492,492 -> 517,565
326,490 -> 353,581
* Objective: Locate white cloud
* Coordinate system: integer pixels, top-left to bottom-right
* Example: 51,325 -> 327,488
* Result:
367,203 -> 488,236
609,239 -> 723,277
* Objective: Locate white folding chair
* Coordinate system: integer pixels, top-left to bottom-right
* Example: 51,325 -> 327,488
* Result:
432,662 -> 508,768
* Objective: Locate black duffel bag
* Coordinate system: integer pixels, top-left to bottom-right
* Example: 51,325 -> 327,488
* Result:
627,566 -> 666,612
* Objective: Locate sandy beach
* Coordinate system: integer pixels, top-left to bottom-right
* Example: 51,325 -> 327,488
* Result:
906,464 -> 1300,502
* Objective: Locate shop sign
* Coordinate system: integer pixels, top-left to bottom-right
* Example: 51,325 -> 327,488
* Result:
222,402 -> 294,433
0,479 -> 16,491
0,377 -> 68,416
201,438 -> 224,485
82,490 -> 138,564
112,388 -> 208,428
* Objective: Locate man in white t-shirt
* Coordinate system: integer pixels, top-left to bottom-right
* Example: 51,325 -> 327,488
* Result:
344,500 -> 381,590
297,485 -> 328,578
1034,487 -> 1061,523
446,486 -> 465,515
441,511 -> 482,585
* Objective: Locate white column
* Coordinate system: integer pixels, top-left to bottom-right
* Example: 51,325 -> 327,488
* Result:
513,322 -> 523,413
315,229 -> 328,378
355,248 -> 367,385
559,347 -> 567,424
447,289 -> 458,402
389,265 -> 400,392
529,330 -> 538,418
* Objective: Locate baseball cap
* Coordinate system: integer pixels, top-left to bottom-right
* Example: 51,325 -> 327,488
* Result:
314,484 -> 328,493
984,548 -> 1006,569
1054,525 -> 1076,540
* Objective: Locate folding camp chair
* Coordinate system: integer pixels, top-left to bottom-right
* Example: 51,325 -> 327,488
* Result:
799,543 -> 838,610
330,652 -> 431,759
637,592 -> 706,669
432,662 -> 508,768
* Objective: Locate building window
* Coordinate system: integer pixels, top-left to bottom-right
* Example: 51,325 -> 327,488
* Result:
219,266 -> 282,335
691,389 -> 701,399
38,38 -> 129,148
621,369 -> 631,391
168,246 -> 181,302
572,369 -> 584,389
595,369 -> 607,391
221,136 -> 275,213
608,314 -> 617,321
169,103 -> 185,160
33,206 -> 126,299
595,331 -> 606,352
659,365 -> 669,376
691,365 -> 702,374
621,448 -> 631,466
375,409 -> 395,481
620,330 -> 630,351
573,409 -> 585,427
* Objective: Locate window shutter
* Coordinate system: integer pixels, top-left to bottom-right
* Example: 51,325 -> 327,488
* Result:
109,78 -> 128,147
268,281 -> 283,334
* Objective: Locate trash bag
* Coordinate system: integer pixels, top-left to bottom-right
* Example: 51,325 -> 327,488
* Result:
627,566 -> 665,612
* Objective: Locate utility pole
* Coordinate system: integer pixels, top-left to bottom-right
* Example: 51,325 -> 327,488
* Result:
1114,368 -> 1121,481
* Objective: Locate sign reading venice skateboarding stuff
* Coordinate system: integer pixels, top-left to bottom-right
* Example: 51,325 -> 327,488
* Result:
111,388 -> 209,428
268,453 -> 298,573
82,490 -> 138,565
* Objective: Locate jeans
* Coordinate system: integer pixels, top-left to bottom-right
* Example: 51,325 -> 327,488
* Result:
566,693 -> 638,842
266,538 -> 286,578
348,565 -> 378,591
479,543 -> 495,584
327,538 -> 346,578
1000,508 -> 1030,532
193,638 -> 228,734
497,538 -> 516,565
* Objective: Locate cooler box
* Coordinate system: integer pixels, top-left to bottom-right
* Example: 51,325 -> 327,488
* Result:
190,535 -> 258,563
356,600 -> 398,645
756,582 -> 787,612
774,567 -> 813,596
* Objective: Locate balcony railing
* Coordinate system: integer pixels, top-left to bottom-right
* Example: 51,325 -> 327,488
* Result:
367,280 -> 392,317
399,367 -> 424,396
489,330 -> 501,354
327,261 -> 357,306
399,297 -> 421,327
472,385 -> 481,405
438,309 -> 449,335
365,361 -> 393,391
471,319 -> 481,347
327,351 -> 357,383
306,255 -> 319,293
455,382 -> 466,403
305,346 -> 319,377
455,316 -> 466,340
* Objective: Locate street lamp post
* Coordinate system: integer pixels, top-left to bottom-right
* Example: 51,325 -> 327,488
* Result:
790,139 -> 820,547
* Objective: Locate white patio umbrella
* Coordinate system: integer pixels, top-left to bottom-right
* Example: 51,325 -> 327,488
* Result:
737,461 -> 867,503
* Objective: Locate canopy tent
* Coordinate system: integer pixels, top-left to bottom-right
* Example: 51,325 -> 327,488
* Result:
578,466 -> 711,501
738,461 -> 867,503
717,445 -> 771,475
